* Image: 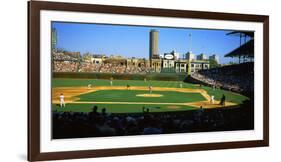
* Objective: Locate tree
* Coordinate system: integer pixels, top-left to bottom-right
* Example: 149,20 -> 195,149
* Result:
83,52 -> 92,62
209,59 -> 220,68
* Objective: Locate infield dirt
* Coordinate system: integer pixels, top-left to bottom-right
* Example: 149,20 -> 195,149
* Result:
52,86 -> 237,109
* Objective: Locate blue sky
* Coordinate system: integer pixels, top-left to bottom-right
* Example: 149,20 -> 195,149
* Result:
52,22 -> 251,64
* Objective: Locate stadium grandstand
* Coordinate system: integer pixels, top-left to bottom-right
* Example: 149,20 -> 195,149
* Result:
190,31 -> 254,96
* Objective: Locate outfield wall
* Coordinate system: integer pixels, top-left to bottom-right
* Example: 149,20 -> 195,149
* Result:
53,72 -> 187,81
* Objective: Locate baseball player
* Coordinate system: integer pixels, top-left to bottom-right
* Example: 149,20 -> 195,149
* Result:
179,82 -> 183,88
110,77 -> 113,86
210,95 -> 215,104
149,85 -> 152,94
220,94 -> 226,106
59,93 -> 65,107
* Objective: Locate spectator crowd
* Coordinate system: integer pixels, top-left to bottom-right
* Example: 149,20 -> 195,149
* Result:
191,62 -> 254,93
53,52 -> 79,61
52,52 -> 154,74
53,102 -> 253,139
77,62 -> 152,74
53,61 -> 79,72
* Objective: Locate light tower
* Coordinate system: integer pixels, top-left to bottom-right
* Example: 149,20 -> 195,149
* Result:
189,33 -> 192,52
51,28 -> 57,52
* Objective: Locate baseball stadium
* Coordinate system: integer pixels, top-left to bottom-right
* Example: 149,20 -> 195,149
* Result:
52,23 -> 254,139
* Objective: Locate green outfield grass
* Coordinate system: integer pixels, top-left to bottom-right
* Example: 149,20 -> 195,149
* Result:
52,78 -> 249,113
77,90 -> 205,103
52,78 -> 198,88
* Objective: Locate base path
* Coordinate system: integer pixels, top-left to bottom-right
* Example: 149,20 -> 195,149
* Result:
52,86 -> 237,108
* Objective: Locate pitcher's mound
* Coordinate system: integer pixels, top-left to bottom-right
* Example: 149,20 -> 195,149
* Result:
136,94 -> 163,97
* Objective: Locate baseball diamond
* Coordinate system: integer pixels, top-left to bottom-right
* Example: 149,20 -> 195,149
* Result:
52,78 -> 247,113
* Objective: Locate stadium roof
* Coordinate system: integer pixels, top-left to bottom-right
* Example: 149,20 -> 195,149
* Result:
225,39 -> 254,58
226,31 -> 254,38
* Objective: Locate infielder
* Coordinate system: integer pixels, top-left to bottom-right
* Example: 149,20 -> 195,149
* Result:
149,85 -> 152,94
179,83 -> 183,88
110,77 -> 113,86
59,93 -> 65,107
127,84 -> 131,90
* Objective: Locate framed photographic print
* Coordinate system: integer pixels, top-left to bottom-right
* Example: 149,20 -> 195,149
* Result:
28,1 -> 269,161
